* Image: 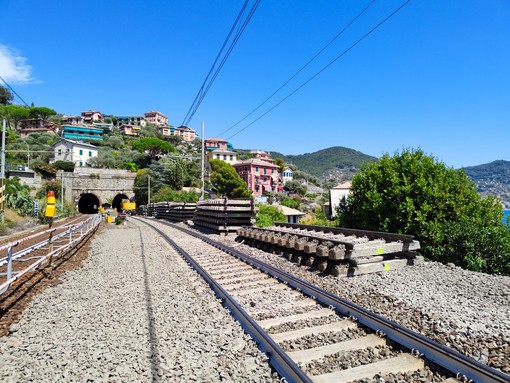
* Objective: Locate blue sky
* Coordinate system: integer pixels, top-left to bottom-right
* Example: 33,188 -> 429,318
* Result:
1,0 -> 509,168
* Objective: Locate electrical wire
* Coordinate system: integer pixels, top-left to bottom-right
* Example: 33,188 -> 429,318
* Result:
226,0 -> 413,141
0,75 -> 30,107
181,0 -> 250,126
181,0 -> 261,127
216,0 -> 378,138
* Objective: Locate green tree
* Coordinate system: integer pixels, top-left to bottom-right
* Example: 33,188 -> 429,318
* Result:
133,169 -> 150,205
256,205 -> 286,227
31,161 -> 57,179
28,106 -> 57,123
132,137 -> 176,160
53,160 -> 75,172
0,105 -> 30,129
337,148 -> 509,274
210,159 -> 252,198
284,180 -> 307,196
0,85 -> 14,105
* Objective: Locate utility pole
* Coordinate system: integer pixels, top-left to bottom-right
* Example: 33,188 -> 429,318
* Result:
61,171 -> 64,212
147,174 -> 150,205
25,140 -> 30,169
200,121 -> 205,201
0,119 -> 5,224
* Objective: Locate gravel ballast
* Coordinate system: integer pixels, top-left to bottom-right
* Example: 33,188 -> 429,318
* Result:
0,220 -> 279,382
207,226 -> 510,373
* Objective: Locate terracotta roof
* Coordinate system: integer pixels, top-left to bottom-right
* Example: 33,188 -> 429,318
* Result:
278,205 -> 305,216
332,181 -> 352,189
233,158 -> 279,168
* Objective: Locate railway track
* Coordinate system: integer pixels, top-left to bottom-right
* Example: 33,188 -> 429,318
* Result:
0,215 -> 101,295
135,217 -> 510,383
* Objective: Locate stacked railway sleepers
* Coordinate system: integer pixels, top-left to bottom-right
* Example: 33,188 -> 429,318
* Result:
151,201 -> 196,222
193,198 -> 254,232
236,222 -> 422,276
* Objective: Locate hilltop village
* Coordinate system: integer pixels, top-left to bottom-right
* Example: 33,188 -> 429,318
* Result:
4,106 -> 344,222
3,103 -> 509,216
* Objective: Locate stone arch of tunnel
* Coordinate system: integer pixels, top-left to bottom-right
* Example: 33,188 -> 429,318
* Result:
112,193 -> 129,212
78,193 -> 100,214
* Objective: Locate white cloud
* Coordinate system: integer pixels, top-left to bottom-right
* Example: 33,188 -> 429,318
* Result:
0,44 -> 34,84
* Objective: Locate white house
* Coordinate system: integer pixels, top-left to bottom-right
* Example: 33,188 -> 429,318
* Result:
282,167 -> 293,184
52,139 -> 98,167
329,181 -> 351,218
278,205 -> 305,224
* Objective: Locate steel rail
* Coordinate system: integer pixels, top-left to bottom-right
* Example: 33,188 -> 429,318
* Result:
156,219 -> 509,383
244,226 -> 358,249
0,216 -> 85,252
0,215 -> 101,295
136,218 -> 312,383
274,222 -> 415,242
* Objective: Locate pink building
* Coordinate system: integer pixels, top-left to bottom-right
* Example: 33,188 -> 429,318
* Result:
81,110 -> 103,124
144,110 -> 168,126
205,138 -> 229,151
233,156 -> 280,197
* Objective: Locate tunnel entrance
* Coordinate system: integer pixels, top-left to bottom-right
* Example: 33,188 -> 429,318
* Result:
78,193 -> 100,214
112,194 -> 129,212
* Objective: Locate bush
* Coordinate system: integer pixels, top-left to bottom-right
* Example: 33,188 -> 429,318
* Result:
301,208 -> 333,226
152,186 -> 199,203
337,148 -> 509,275
256,205 -> 286,227
281,198 -> 300,209
54,160 -> 75,172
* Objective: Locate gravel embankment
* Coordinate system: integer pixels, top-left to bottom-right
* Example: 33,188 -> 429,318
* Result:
0,220 -> 279,383
207,227 -> 510,373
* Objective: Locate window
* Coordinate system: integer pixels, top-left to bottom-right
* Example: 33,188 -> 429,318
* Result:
89,151 -> 92,157
79,149 -> 83,155
263,168 -> 267,175
263,177 -> 267,182
58,149 -> 62,155
271,169 -> 274,174
255,167 -> 259,173
229,155 -> 233,161
216,154 -> 220,159
79,161 -> 83,167
223,154 -> 227,160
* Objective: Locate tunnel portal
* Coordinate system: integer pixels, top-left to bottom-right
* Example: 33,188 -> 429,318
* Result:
112,194 -> 129,212
78,193 -> 100,214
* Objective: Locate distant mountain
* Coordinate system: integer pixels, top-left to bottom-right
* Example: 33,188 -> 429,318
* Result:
463,160 -> 510,208
268,146 -> 377,180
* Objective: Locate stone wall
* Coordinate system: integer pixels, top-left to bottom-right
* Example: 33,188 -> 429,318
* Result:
61,168 -> 137,206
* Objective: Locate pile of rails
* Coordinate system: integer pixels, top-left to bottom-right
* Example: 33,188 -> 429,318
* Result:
151,202 -> 197,222
193,199 -> 254,232
236,222 -> 422,276
137,199 -> 255,232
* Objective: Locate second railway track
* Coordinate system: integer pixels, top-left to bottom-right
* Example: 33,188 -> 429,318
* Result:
135,217 -> 510,383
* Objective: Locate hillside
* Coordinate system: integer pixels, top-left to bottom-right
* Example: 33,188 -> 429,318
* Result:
463,160 -> 510,208
269,146 -> 377,180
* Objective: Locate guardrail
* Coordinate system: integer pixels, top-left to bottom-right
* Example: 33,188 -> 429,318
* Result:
0,214 -> 102,295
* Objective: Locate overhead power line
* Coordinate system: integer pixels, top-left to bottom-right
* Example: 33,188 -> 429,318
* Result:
181,0 -> 261,127
225,0 -> 413,141
0,75 -> 30,107
216,0 -> 378,138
